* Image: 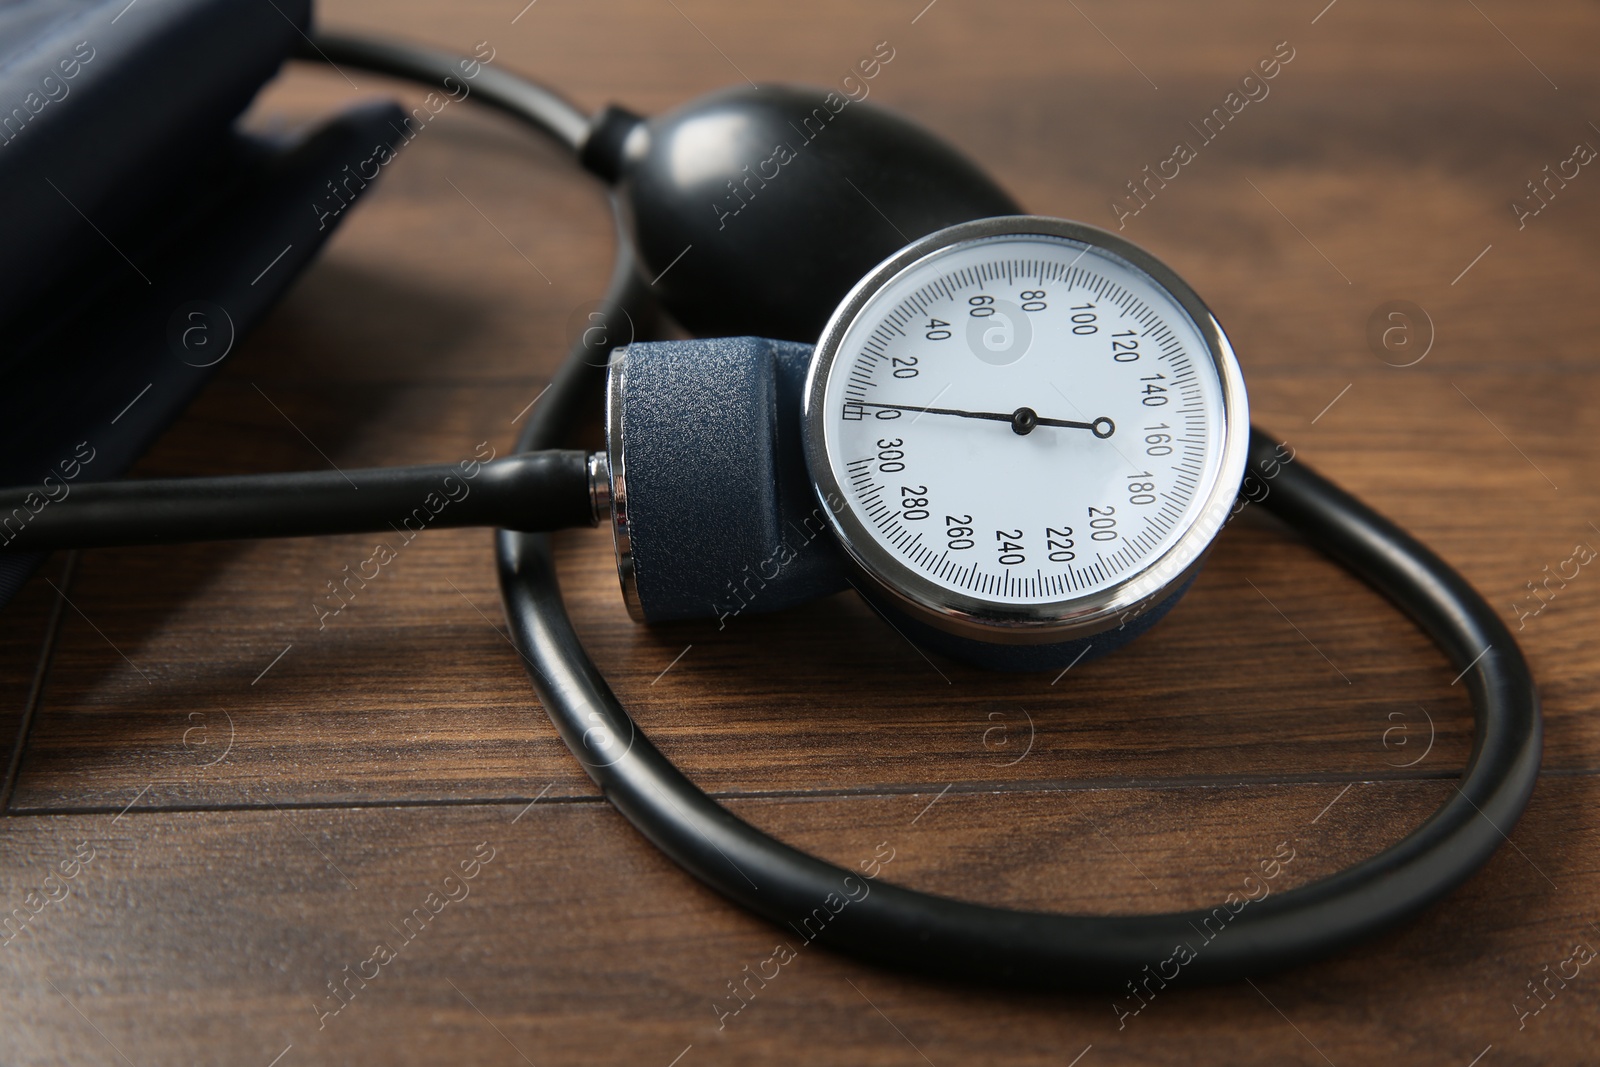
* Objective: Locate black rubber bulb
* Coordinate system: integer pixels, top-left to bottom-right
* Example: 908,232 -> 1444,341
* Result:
582,85 -> 1021,342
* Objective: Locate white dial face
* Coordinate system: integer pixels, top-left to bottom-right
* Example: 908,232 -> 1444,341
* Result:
817,231 -> 1231,611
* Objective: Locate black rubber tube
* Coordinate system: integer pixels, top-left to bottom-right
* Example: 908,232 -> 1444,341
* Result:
304,33 -> 1544,990
0,451 -> 593,550
499,421 -> 1540,989
293,31 -> 590,152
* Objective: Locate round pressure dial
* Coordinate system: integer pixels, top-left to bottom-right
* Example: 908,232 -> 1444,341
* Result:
802,216 -> 1249,642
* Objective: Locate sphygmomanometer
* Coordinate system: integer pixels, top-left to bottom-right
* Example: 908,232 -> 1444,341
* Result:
0,0 -> 1540,989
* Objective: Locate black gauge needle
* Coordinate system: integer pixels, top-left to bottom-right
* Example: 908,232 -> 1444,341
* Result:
857,402 -> 1114,438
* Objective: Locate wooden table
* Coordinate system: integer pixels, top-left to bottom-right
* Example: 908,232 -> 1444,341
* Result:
5,1 -> 1599,1063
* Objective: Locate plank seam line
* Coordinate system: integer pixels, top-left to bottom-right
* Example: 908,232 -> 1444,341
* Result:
0,552 -> 78,816
15,765 -> 1595,819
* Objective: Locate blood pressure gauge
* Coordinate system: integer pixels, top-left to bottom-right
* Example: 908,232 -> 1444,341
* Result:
803,216 -> 1250,644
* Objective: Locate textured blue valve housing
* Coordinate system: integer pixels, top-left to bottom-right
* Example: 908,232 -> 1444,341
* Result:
611,337 -> 849,627
608,337 -> 1195,670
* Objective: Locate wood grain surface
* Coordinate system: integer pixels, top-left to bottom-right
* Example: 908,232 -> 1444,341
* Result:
4,1 -> 1600,1064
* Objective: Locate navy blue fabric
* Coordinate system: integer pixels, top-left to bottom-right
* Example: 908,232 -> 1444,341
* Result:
0,100 -> 409,609
0,0 -> 312,327
0,0 -> 409,609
